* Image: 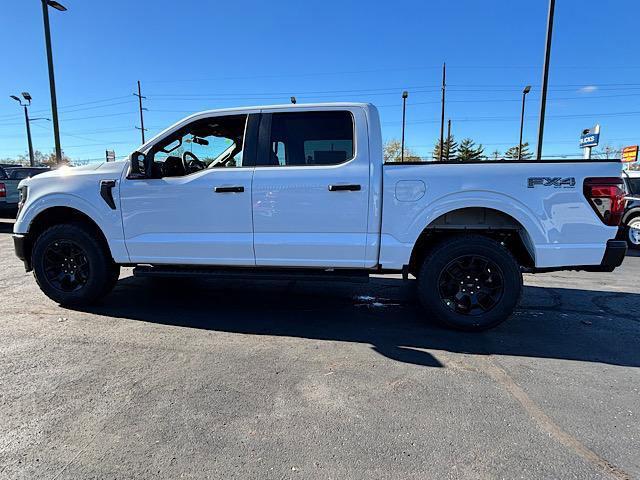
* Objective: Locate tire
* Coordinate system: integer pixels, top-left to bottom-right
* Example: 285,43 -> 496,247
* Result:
417,234 -> 522,332
101,263 -> 121,296
625,216 -> 640,250
31,223 -> 118,306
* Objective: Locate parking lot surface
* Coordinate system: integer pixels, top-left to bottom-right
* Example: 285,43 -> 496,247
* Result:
0,217 -> 639,480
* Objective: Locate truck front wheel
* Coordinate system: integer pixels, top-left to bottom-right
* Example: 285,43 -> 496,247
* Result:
417,235 -> 522,331
31,223 -> 120,306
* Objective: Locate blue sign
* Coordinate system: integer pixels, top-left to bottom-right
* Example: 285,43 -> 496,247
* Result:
580,133 -> 599,148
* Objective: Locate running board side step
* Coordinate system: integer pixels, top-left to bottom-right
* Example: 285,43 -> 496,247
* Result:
133,266 -> 370,283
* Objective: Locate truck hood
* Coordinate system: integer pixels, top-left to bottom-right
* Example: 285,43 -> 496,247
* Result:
19,161 -> 128,188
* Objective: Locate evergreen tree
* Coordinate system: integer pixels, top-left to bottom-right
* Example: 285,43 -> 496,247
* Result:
491,149 -> 501,161
457,138 -> 485,162
432,136 -> 458,161
504,142 -> 533,160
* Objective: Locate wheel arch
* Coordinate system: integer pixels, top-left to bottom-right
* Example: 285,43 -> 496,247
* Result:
408,207 -> 536,275
622,207 -> 640,225
22,206 -> 115,270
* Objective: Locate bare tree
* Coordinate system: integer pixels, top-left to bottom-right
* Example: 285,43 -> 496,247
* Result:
593,144 -> 621,160
384,139 -> 422,163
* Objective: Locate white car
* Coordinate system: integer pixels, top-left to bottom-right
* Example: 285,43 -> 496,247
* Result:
12,103 -> 628,331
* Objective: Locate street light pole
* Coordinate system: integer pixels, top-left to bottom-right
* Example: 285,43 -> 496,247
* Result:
401,91 -> 408,163
41,0 -> 66,165
23,105 -> 35,167
536,0 -> 555,160
518,85 -> 531,160
10,93 -> 35,167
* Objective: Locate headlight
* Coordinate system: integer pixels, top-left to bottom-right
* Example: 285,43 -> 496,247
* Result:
17,185 -> 28,215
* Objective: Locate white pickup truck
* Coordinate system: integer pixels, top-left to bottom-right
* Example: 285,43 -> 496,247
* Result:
12,103 -> 628,331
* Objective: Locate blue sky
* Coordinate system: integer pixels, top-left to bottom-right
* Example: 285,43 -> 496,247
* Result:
1,0 -> 639,162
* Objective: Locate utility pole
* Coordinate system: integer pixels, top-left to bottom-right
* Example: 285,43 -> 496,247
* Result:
536,0 -> 555,160
439,62 -> 446,161
446,119 -> 451,161
134,80 -> 147,144
401,91 -> 408,163
41,0 -> 67,165
519,85 -> 531,160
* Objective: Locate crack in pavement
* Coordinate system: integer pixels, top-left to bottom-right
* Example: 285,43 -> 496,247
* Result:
476,356 -> 632,480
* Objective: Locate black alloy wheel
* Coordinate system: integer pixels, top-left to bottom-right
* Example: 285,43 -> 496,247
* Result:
42,240 -> 90,292
32,223 -> 120,306
437,254 -> 504,316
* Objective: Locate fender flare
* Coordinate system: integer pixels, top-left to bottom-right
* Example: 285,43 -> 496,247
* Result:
405,190 -> 548,247
16,193 -> 128,263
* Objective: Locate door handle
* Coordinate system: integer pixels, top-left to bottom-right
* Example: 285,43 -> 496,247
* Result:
214,186 -> 244,193
328,184 -> 361,192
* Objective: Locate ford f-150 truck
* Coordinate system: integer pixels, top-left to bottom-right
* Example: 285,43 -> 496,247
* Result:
12,103 -> 628,331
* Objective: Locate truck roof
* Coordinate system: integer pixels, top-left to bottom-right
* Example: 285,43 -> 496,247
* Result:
190,102 -> 373,116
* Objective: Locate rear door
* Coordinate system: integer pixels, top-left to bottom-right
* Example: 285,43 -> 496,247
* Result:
251,107 -> 370,267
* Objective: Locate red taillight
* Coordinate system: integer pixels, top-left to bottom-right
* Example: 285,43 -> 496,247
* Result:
0,183 -> 5,198
583,177 -> 626,226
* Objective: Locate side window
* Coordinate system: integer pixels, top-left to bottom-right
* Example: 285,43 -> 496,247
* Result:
263,111 -> 354,166
10,170 -> 31,180
629,178 -> 640,196
150,114 -> 248,178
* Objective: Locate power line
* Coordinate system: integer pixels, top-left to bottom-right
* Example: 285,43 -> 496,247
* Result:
145,82 -> 640,98
140,64 -> 640,84
383,110 -> 640,125
0,95 -> 133,120
0,83 -> 635,122
0,111 -> 137,126
375,92 -> 640,108
407,137 -> 639,148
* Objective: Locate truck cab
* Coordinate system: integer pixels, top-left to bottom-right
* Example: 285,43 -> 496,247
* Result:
121,104 -> 377,268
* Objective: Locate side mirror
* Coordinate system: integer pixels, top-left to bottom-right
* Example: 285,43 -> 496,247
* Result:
128,151 -> 150,178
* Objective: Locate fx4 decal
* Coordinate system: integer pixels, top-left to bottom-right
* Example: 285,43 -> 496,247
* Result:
527,177 -> 576,189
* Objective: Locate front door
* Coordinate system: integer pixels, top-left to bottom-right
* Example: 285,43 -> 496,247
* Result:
120,113 -> 257,265
251,108 -> 370,268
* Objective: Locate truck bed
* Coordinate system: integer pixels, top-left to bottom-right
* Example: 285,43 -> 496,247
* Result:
380,159 -> 623,270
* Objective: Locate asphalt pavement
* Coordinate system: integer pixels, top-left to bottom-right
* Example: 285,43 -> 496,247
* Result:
0,217 -> 638,480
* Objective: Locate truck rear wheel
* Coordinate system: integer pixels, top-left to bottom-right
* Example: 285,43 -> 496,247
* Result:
417,235 -> 522,331
31,223 -> 119,306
